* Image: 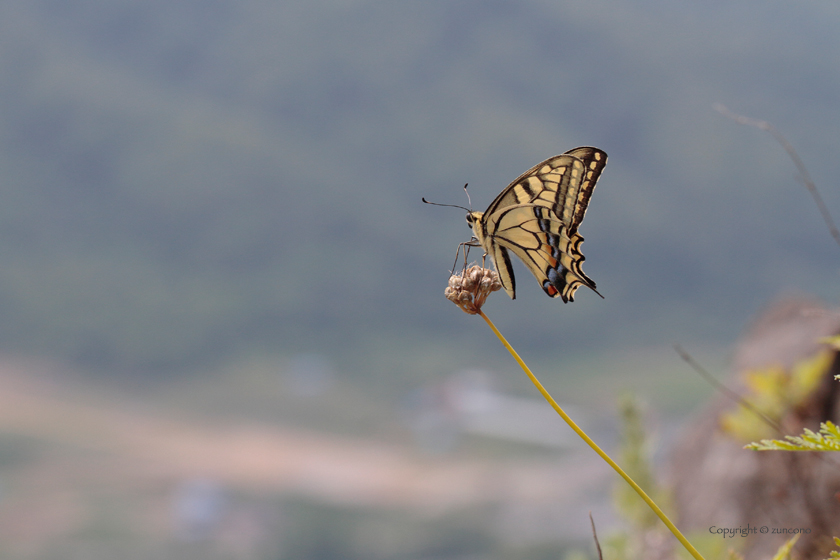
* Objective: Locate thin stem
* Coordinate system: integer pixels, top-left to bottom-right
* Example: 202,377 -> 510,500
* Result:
589,512 -> 604,560
714,103 -> 840,251
477,310 -> 705,560
673,344 -> 783,433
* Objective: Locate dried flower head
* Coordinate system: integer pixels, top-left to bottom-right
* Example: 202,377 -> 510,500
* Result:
444,265 -> 502,314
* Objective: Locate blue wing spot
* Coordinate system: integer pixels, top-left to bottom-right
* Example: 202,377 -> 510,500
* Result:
534,207 -> 551,233
548,234 -> 561,257
548,267 -> 565,290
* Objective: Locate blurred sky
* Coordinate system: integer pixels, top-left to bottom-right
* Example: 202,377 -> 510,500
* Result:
1,0 -> 840,557
1,0 -> 839,381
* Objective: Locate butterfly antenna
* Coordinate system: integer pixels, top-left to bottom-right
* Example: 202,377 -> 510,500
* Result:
421,198 -> 470,212
463,183 -> 472,210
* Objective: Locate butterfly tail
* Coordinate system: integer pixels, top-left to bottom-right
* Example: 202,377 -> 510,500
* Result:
542,233 -> 598,302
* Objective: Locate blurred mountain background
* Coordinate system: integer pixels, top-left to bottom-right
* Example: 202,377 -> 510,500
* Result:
0,0 -> 838,558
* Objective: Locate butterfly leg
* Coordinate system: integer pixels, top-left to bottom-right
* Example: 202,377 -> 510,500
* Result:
451,238 -> 481,276
448,240 -> 491,306
450,240 -> 468,277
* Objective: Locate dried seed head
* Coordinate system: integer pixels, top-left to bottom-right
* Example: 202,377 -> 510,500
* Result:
445,265 -> 501,314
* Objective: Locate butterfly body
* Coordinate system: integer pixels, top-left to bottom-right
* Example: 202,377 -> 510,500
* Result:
466,147 -> 607,302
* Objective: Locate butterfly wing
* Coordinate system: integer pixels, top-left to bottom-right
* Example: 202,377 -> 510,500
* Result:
562,147 -> 607,235
485,148 -> 606,228
473,147 -> 607,301
483,204 -> 597,302
486,239 -> 517,299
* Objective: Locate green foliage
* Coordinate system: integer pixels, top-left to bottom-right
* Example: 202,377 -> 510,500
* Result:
739,344 -> 839,559
613,395 -> 671,530
825,536 -> 840,559
743,350 -> 840,451
746,420 -> 840,451
607,396 -> 817,560
770,535 -> 799,560
606,395 -> 680,559
720,350 -> 833,441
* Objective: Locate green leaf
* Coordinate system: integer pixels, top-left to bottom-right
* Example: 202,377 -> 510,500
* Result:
746,421 -> 840,451
771,535 -> 799,560
825,536 -> 840,559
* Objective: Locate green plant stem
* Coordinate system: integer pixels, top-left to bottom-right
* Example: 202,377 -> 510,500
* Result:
477,309 -> 705,560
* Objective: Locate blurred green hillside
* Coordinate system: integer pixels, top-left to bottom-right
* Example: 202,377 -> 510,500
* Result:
0,0 -> 837,382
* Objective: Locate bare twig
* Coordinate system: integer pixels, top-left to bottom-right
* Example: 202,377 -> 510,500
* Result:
673,343 -> 783,433
714,103 -> 840,250
589,512 -> 604,560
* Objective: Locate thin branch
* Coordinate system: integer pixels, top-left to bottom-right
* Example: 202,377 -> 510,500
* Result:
673,344 -> 783,433
714,103 -> 840,251
589,512 -> 604,560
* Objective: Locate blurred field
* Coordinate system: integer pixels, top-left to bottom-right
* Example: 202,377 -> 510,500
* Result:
0,347 -> 718,559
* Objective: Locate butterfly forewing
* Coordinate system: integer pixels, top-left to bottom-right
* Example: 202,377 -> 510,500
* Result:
486,155 -> 582,219
562,147 -> 607,234
469,146 -> 607,301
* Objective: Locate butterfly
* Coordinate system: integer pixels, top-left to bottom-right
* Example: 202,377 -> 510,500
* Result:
464,147 -> 607,302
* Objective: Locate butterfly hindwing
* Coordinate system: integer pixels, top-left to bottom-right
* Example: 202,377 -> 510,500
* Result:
489,242 -> 516,299
468,146 -> 607,301
485,204 -> 595,302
